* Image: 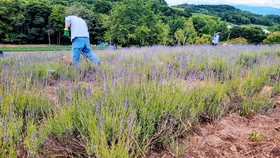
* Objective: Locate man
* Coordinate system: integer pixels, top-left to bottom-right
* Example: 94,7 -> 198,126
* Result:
212,31 -> 221,46
64,14 -> 100,66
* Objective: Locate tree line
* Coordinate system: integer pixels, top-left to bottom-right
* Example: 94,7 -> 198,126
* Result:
177,4 -> 280,26
0,0 -> 279,46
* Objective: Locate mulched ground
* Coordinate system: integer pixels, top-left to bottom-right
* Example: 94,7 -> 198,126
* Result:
149,96 -> 280,158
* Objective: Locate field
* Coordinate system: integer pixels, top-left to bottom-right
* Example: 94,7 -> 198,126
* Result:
0,45 -> 280,157
240,24 -> 269,29
171,7 -> 219,19
0,45 -> 108,52
191,12 -> 219,19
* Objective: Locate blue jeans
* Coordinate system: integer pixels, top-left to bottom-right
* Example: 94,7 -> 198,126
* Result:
72,37 -> 99,66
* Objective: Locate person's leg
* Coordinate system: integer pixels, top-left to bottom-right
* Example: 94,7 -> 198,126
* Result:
72,38 -> 83,66
82,38 -> 100,65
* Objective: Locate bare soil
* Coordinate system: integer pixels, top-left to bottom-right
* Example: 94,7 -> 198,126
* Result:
149,96 -> 280,158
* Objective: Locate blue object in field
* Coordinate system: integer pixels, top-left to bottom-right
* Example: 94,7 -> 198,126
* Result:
0,51 -> 8,57
107,45 -> 117,50
97,42 -> 109,47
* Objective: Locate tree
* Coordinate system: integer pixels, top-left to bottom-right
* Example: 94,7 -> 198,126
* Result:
230,26 -> 267,44
49,4 -> 66,45
108,0 -> 165,46
23,1 -> 52,44
195,34 -> 212,44
167,17 -> 186,36
192,17 -> 206,36
93,0 -> 113,14
266,15 -> 280,24
263,32 -> 280,44
184,18 -> 198,45
0,0 -> 25,43
158,22 -> 170,45
268,25 -> 280,32
174,29 -> 185,45
226,37 -> 248,44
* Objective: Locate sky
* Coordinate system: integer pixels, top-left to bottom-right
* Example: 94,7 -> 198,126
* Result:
165,0 -> 280,8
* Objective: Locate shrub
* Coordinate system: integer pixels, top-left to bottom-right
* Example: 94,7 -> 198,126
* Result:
263,32 -> 280,44
226,37 -> 248,44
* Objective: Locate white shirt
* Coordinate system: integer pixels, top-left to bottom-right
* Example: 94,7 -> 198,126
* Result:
65,15 -> 89,41
212,33 -> 220,44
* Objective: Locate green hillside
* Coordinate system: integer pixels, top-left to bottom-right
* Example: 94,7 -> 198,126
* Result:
175,3 -> 280,26
0,0 -> 280,46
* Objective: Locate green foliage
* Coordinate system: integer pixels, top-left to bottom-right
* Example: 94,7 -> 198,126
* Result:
268,25 -> 280,32
226,37 -> 248,44
266,14 -> 280,24
263,32 -> 280,44
238,53 -> 259,68
0,45 -> 107,52
167,17 -> 187,38
1,0 -> 279,45
192,17 -> 206,35
23,121 -> 42,156
0,45 -> 279,157
174,29 -> 185,45
230,26 -> 267,44
152,1 -> 191,20
195,34 -> 212,44
176,4 -> 275,26
23,1 -> 52,43
249,132 -> 263,142
108,0 -> 166,46
272,83 -> 280,95
0,0 -> 25,43
93,0 -> 113,14
208,57 -> 229,80
48,4 -> 66,45
0,116 -> 23,157
240,95 -> 274,115
184,18 -> 198,44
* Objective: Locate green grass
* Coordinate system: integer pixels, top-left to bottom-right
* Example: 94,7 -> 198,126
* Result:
240,24 -> 269,29
171,7 -> 185,11
171,7 -> 218,19
0,45 -> 108,52
191,12 -> 218,19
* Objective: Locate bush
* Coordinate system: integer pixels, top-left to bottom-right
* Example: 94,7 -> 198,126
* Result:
263,32 -> 280,44
226,37 -> 248,44
238,53 -> 259,68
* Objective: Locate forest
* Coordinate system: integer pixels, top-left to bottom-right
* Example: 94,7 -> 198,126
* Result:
177,4 -> 280,26
1,0 -> 280,46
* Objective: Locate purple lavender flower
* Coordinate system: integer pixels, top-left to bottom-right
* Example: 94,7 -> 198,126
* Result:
98,117 -> 104,129
86,86 -> 91,96
32,130 -> 38,139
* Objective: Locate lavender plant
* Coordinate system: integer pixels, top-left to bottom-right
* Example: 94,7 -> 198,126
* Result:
0,44 -> 279,157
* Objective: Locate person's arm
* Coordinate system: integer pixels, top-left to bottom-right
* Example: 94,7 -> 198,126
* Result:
64,17 -> 71,37
65,23 -> 70,30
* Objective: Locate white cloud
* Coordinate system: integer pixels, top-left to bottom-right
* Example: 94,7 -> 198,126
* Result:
165,0 -> 280,8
